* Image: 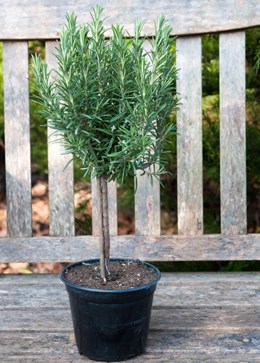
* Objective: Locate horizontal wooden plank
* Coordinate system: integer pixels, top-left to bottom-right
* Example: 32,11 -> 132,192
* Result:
1,271 -> 260,284
0,0 -> 259,40
0,273 -> 259,362
1,273 -> 259,308
0,234 -> 259,262
1,306 -> 259,332
0,331 -> 259,362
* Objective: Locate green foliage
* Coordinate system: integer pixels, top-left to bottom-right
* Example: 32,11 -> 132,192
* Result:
202,35 -> 219,96
202,95 -> 220,181
31,6 -> 178,183
246,27 -> 260,91
221,260 -> 260,272
255,45 -> 260,73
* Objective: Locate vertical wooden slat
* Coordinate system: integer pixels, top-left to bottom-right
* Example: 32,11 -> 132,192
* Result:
92,179 -> 99,236
135,40 -> 160,236
46,41 -> 75,236
176,36 -> 203,235
219,31 -> 247,234
107,181 -> 118,235
135,171 -> 160,235
92,179 -> 118,236
3,41 -> 32,237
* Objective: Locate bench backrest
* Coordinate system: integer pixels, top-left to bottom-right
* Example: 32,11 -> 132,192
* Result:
0,0 -> 259,264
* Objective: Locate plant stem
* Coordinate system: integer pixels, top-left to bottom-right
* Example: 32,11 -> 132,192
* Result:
96,174 -> 110,283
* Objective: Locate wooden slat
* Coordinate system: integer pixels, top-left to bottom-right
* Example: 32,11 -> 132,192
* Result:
135,40 -> 160,236
92,179 -> 118,236
1,273 -> 259,308
219,32 -> 247,235
2,305 -> 259,332
0,332 -> 259,363
0,0 -> 260,40
45,41 -> 75,236
3,41 -> 32,237
0,234 -> 259,262
0,306 -> 260,333
0,273 -> 259,361
135,171 -> 160,235
107,181 -> 118,235
176,36 -> 203,235
2,271 -> 259,285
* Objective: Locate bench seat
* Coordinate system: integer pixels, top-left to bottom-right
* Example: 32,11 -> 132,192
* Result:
1,272 -> 259,362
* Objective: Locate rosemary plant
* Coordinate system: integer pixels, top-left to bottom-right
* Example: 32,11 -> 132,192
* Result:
32,5 -> 178,283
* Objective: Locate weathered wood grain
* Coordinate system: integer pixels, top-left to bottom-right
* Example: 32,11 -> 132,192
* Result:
219,32 -> 247,235
135,40 -> 160,236
3,41 -> 32,237
1,273 -> 259,308
46,41 -> 75,236
1,271 -> 259,285
2,306 -> 259,332
0,0 -> 260,40
176,36 -> 203,235
135,170 -> 160,235
0,234 -> 259,262
0,331 -> 259,362
92,179 -> 118,236
0,273 -> 259,362
0,3 -> 259,362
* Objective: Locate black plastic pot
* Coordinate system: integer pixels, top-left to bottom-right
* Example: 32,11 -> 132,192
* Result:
60,258 -> 161,362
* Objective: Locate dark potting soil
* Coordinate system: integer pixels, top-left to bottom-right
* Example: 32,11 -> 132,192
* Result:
64,260 -> 158,290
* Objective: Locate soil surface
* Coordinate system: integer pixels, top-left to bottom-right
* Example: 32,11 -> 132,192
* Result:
63,260 -> 159,290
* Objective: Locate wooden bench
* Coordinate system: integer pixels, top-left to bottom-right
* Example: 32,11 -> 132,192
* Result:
1,1 -> 260,361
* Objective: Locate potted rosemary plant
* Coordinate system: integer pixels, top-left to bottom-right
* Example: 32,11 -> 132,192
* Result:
32,5 -> 178,361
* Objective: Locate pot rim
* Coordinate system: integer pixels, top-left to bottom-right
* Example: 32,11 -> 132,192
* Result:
60,258 -> 161,294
